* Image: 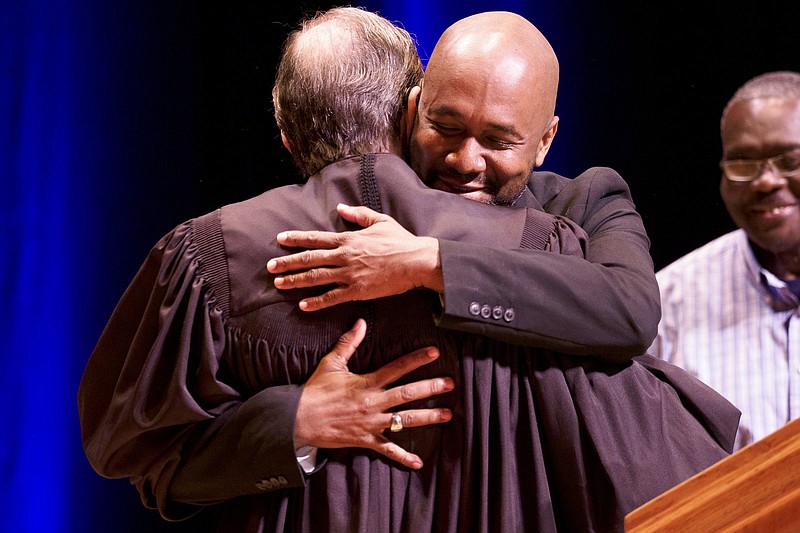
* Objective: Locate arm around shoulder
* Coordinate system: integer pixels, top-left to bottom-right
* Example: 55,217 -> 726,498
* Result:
435,167 -> 660,361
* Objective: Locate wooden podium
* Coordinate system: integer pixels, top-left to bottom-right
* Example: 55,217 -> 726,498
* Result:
625,418 -> 800,532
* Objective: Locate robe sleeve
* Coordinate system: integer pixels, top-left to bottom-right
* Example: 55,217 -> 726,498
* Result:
78,219 -> 305,521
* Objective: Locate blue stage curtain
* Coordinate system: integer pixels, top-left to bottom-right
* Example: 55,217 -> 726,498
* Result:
0,2 -> 78,531
2,1 -> 87,530
1,1 -> 203,531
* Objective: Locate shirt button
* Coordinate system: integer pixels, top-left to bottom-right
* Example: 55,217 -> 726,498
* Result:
503,308 -> 515,322
480,305 -> 491,318
469,302 -> 481,316
492,306 -> 503,320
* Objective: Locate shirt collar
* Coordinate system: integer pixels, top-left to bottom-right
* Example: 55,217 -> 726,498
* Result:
739,231 -> 800,311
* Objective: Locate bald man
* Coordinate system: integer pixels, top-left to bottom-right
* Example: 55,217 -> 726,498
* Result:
269,11 -> 661,361
411,10 -> 559,205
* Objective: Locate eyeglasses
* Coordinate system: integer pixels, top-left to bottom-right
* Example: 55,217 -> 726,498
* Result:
720,151 -> 800,182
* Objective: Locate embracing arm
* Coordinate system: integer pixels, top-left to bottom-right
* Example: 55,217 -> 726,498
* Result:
78,222 -> 452,520
436,168 -> 659,360
268,169 -> 658,362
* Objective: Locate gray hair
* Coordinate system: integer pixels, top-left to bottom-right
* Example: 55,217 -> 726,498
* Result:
272,7 -> 423,177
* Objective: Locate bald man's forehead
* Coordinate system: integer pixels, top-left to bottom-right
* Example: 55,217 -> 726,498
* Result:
425,11 -> 559,125
421,68 -> 548,141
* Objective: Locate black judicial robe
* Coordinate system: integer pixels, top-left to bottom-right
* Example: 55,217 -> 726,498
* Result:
79,153 -> 738,532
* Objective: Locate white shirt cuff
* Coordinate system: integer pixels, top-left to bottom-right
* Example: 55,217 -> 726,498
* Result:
296,445 -> 318,473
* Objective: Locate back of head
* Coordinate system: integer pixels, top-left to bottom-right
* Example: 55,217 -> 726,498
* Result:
721,71 -> 800,133
273,7 -> 423,177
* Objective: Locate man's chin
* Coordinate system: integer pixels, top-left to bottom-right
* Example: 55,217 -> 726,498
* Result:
459,190 -> 492,204
431,181 -> 491,203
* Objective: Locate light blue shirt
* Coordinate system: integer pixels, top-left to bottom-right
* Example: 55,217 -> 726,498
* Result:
649,229 -> 800,451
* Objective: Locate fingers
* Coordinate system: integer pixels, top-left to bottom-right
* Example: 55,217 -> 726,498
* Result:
267,249 -> 337,275
368,346 -> 455,412
318,319 -> 366,370
376,439 -> 424,470
273,266 -> 341,291
368,346 -> 441,388
382,376 -> 455,410
267,207 -> 388,274
373,408 -> 453,470
297,287 -> 355,312
275,229 -> 342,249
304,333 -> 454,471
385,408 -> 453,432
336,204 -> 388,228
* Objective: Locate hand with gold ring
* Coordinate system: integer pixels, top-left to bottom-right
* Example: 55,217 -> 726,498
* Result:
295,318 -> 454,470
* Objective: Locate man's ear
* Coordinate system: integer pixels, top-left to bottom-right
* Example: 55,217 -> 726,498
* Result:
280,130 -> 305,174
280,131 -> 292,153
400,83 -> 422,156
534,116 -> 559,167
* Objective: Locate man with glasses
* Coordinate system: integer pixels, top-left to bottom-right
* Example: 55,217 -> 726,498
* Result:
649,71 -> 800,451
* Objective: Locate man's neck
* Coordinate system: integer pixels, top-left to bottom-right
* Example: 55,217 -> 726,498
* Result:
751,240 -> 800,281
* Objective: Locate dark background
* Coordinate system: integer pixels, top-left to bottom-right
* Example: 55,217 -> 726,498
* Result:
3,1 -> 800,531
90,1 -> 800,274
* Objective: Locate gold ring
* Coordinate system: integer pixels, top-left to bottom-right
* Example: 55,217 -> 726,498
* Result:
390,413 -> 403,433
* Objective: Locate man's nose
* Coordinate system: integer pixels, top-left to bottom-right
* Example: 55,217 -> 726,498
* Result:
444,138 -> 487,174
751,164 -> 788,191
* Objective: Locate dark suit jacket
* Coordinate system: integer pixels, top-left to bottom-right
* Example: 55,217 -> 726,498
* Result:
438,166 -> 660,358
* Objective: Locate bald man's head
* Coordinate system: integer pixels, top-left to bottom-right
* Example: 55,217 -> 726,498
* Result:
426,11 -> 559,120
408,11 -> 561,205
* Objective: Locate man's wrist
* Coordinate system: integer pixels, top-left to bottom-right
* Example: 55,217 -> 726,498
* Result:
420,237 -> 444,293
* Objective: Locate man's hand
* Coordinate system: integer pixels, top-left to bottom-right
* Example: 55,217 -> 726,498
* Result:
295,319 -> 454,469
266,204 -> 443,311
